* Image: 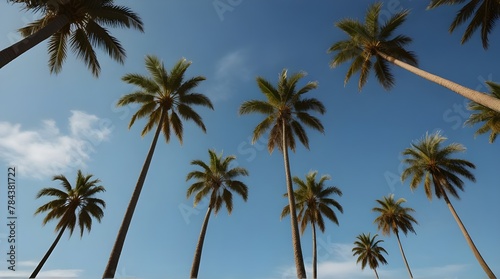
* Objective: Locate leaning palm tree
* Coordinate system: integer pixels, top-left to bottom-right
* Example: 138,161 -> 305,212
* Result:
327,2 -> 500,113
465,81 -> 500,143
281,171 -> 343,279
30,170 -> 105,278
239,69 -> 325,279
373,194 -> 417,279
401,131 -> 496,278
427,0 -> 500,49
352,233 -> 388,279
186,149 -> 249,279
1,0 -> 144,76
102,55 -> 214,279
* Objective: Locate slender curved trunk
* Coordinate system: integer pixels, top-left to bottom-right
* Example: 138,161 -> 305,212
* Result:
373,268 -> 379,279
0,14 -> 70,69
441,192 -> 497,278
377,51 -> 500,113
190,206 -> 213,279
102,110 -> 166,279
282,120 -> 307,279
394,230 -> 413,279
311,223 -> 317,279
30,224 -> 67,278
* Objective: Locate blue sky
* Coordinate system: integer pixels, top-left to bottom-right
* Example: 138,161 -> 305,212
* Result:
0,1 -> 499,278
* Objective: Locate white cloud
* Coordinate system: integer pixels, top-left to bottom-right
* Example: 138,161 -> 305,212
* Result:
0,268 -> 82,278
275,241 -> 469,279
0,110 -> 112,180
206,49 -> 252,102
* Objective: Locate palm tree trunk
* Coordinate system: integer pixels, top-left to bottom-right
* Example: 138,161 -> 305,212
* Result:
442,192 -> 496,278
30,224 -> 67,278
0,14 -> 70,69
395,230 -> 413,279
190,206 -> 213,279
311,223 -> 317,279
377,51 -> 500,113
102,109 -> 166,279
282,120 -> 307,279
373,268 -> 380,279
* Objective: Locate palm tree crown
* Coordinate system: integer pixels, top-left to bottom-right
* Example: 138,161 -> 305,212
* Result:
352,233 -> 388,272
239,68 -> 325,152
465,81 -> 500,143
117,55 -> 214,143
281,171 -> 343,234
3,0 -> 144,76
401,131 -> 475,200
427,0 -> 500,49
186,149 -> 249,213
328,2 -> 418,91
35,169 -> 106,237
373,194 -> 417,237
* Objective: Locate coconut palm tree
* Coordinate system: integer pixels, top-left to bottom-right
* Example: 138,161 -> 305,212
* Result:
281,171 -> 343,279
465,81 -> 500,143
1,0 -> 144,76
239,69 -> 325,278
186,149 -> 249,279
327,2 -> 500,113
401,131 -> 496,278
373,194 -> 417,279
102,55 -> 214,279
30,170 -> 105,278
427,0 -> 500,49
352,233 -> 388,279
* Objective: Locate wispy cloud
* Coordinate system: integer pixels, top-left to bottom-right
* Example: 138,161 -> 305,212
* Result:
274,240 -> 469,279
0,268 -> 82,278
205,49 -> 252,102
0,110 -> 112,180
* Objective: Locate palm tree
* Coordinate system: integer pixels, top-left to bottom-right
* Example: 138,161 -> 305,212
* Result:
186,149 -> 249,279
427,0 -> 500,49
30,170 -> 105,278
281,171 -> 343,279
102,55 -> 214,279
401,131 -> 496,278
1,0 -> 144,76
465,81 -> 500,143
352,233 -> 388,279
327,2 -> 500,113
373,194 -> 417,279
239,69 -> 325,278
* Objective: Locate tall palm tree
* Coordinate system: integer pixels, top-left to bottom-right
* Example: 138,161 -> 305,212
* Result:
373,194 -> 417,279
186,149 -> 249,279
427,0 -> 500,49
281,171 -> 343,279
102,55 -> 214,279
352,233 -> 388,279
30,170 -> 105,278
327,2 -> 500,113
401,131 -> 496,278
239,69 -> 325,278
1,0 -> 144,76
465,81 -> 500,143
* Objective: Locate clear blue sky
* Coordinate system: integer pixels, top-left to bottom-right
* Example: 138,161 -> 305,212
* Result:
0,1 -> 499,278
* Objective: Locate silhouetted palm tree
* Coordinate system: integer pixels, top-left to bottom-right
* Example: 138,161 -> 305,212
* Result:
465,81 -> 500,143
186,149 -> 249,279
103,55 -> 213,278
401,131 -> 496,278
352,233 -> 388,279
239,69 -> 325,278
328,2 -> 500,112
31,170 -> 105,278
